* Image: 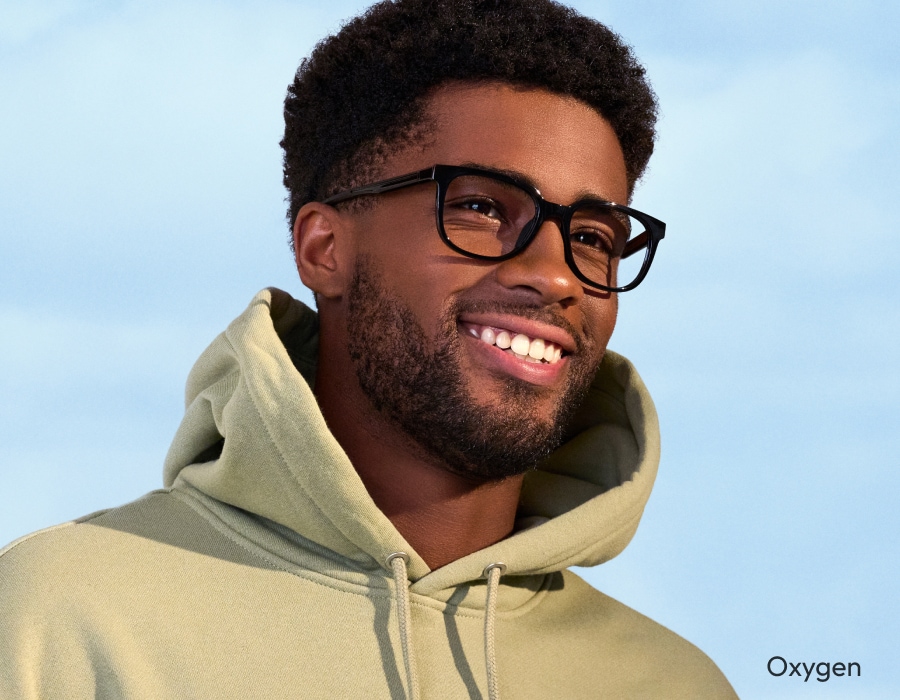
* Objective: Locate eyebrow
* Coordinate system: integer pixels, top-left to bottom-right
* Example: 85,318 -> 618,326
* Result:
456,160 -> 620,205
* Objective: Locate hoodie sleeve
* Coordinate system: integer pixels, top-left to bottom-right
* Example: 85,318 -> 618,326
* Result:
0,524 -> 109,698
0,518 -> 178,699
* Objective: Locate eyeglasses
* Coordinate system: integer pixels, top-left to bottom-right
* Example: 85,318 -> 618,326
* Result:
323,164 -> 666,292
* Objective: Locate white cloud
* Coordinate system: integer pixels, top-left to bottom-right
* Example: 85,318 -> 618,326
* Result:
639,49 -> 897,268
0,0 -> 106,46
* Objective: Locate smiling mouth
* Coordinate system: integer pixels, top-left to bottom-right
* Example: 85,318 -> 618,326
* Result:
460,323 -> 565,364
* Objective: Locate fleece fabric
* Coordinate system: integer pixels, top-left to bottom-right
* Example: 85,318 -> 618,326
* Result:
0,288 -> 737,699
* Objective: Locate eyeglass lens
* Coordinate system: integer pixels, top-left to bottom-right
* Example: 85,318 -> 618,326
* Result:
442,174 -> 647,289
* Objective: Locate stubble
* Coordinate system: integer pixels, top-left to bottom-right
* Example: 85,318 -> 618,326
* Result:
345,256 -> 602,481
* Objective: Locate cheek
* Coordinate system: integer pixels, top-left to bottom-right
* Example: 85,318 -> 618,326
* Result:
355,207 -> 450,285
355,248 -> 470,340
584,296 -> 618,351
360,231 -> 490,328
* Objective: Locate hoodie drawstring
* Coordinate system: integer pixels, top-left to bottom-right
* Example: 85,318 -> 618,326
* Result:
482,562 -> 506,700
387,552 -> 420,700
386,554 -> 505,700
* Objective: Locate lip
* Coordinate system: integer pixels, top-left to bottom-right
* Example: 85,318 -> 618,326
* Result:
457,313 -> 577,353
458,325 -> 569,387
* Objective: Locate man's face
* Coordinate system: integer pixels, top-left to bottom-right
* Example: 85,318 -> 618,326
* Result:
340,83 -> 629,480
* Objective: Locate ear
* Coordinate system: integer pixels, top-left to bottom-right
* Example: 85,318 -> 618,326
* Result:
292,202 -> 352,300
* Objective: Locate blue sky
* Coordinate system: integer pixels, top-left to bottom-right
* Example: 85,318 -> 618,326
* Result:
2,1 -> 898,696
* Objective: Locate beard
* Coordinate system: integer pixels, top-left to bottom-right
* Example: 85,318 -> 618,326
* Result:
345,256 -> 603,481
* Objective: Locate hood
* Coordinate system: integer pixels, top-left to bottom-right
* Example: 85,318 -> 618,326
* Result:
164,288 -> 660,595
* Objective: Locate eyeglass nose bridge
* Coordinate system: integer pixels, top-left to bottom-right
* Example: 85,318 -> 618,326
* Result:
511,198 -> 620,292
512,199 -> 575,254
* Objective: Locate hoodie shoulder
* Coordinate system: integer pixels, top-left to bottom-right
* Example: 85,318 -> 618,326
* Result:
0,489 -> 278,634
0,490 -> 282,698
0,490 -> 271,586
549,570 -> 739,699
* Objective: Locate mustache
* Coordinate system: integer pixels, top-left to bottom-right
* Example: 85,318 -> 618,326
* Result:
448,298 -> 592,354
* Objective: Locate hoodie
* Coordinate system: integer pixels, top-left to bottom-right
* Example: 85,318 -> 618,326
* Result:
0,288 -> 736,699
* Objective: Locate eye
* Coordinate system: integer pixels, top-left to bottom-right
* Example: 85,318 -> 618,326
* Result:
457,197 -> 504,220
570,228 -> 614,255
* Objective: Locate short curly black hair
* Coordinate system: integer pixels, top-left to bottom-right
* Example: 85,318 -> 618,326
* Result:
281,0 -> 658,236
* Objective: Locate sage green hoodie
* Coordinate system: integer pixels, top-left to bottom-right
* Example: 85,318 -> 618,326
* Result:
0,288 -> 736,699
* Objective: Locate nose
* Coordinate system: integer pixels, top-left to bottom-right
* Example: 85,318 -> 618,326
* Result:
493,220 -> 583,307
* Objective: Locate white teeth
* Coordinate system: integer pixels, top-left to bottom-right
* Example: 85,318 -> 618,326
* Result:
528,337 -> 545,360
510,333 -> 530,355
466,324 -> 564,364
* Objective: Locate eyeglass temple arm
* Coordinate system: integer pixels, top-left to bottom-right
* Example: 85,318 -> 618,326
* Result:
621,215 -> 666,259
622,232 -> 649,259
322,167 -> 436,205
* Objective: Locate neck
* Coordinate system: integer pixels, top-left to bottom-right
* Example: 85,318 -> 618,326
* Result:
349,432 -> 525,570
315,326 -> 524,571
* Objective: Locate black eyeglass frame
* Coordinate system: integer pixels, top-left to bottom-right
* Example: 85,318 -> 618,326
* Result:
322,164 -> 666,293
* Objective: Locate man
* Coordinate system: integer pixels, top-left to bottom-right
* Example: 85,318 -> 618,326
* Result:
0,0 -> 737,697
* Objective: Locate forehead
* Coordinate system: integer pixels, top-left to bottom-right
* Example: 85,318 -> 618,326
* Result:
413,83 -> 629,204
